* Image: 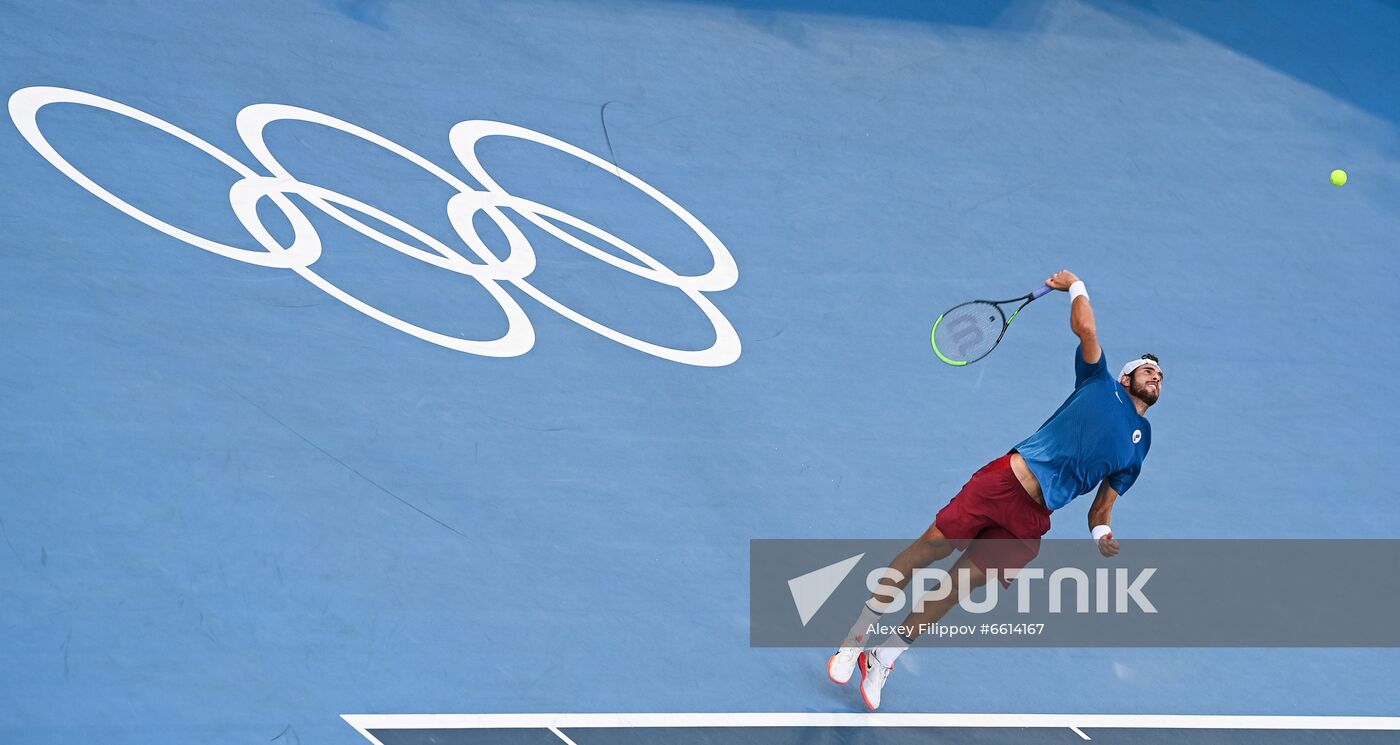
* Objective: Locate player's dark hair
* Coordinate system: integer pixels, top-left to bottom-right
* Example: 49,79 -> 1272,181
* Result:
1137,353 -> 1163,380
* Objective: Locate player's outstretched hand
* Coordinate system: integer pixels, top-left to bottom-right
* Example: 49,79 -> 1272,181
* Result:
1096,534 -> 1120,558
1045,269 -> 1081,291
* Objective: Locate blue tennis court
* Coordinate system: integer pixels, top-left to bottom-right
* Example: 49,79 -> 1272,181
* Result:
346,714 -> 1400,745
2,1 -> 1398,743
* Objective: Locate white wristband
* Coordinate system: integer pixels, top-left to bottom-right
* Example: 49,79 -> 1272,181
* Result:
1069,280 -> 1089,302
1091,524 -> 1113,541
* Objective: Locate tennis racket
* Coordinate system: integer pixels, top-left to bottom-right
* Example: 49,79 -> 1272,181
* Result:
931,284 -> 1053,366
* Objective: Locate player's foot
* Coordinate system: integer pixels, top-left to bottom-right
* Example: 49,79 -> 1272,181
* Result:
857,650 -> 893,710
827,646 -> 861,684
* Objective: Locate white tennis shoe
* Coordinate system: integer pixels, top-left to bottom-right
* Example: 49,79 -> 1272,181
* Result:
827,646 -> 862,684
858,650 -> 893,710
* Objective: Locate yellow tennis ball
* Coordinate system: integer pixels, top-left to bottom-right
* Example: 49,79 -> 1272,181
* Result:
1331,169 -> 1348,186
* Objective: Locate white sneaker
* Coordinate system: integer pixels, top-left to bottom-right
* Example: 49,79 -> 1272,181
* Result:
858,650 -> 893,710
827,646 -> 861,684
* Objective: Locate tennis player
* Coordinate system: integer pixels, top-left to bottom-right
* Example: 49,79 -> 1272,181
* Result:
827,269 -> 1163,710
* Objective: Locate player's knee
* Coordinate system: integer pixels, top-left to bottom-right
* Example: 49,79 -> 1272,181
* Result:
961,563 -> 989,588
914,533 -> 953,563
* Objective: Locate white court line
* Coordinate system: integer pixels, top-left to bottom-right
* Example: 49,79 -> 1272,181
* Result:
341,712 -> 1400,745
1070,725 -> 1091,740
549,726 -> 581,745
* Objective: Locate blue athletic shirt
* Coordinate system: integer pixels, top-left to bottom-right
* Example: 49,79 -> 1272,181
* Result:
1013,345 -> 1151,511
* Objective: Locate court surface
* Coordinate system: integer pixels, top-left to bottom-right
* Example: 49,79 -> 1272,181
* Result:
346,714 -> 1400,745
2,1 -> 1398,744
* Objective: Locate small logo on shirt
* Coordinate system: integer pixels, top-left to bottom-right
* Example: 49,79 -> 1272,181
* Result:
1132,429 -> 1143,444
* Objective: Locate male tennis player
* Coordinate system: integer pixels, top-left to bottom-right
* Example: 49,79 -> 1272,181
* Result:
827,269 -> 1162,710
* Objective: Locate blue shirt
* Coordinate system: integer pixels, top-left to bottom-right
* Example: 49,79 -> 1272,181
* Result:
1013,345 -> 1151,511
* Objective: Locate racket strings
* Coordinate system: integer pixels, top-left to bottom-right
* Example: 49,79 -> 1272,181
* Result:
933,302 -> 1004,363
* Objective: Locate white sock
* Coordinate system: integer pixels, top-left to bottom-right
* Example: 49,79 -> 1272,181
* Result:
844,602 -> 883,647
874,635 -> 910,667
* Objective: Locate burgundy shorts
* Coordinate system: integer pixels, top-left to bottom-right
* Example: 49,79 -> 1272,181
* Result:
934,453 -> 1052,587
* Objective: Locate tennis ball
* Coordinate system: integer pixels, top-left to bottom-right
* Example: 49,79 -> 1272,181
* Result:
1331,169 -> 1348,187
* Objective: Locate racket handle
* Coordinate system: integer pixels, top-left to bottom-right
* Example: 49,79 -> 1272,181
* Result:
1031,284 -> 1053,299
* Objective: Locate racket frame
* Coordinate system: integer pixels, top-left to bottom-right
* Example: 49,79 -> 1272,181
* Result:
931,284 -> 1053,366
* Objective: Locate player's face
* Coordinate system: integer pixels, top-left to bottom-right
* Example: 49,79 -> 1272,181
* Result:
1123,365 -> 1162,405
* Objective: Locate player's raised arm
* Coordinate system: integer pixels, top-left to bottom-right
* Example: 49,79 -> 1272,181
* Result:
1046,269 -> 1100,364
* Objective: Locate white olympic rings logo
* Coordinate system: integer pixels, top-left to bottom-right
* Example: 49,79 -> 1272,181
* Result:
7,86 -> 741,366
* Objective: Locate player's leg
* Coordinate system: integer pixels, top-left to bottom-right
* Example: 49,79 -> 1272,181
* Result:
857,551 -> 987,711
888,528 -> 1036,650
894,549 -> 989,638
830,458 -> 1001,686
884,523 -> 957,592
851,551 -> 985,711
860,529 -> 1043,710
827,522 -> 956,684
845,460 -> 999,644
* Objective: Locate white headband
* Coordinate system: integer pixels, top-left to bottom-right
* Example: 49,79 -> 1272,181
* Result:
1120,357 -> 1162,378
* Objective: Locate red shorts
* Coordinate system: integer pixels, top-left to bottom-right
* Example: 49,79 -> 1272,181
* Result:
934,453 -> 1052,587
